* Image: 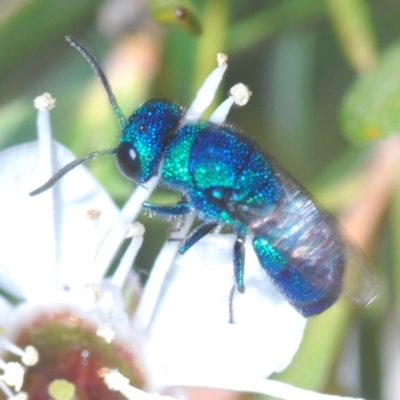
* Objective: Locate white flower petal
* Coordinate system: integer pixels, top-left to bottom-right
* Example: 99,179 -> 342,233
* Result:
143,234 -> 306,384
0,297 -> 13,324
165,376 -> 365,400
0,139 -> 120,300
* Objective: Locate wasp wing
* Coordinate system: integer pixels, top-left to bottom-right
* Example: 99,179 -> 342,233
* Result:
248,156 -> 377,316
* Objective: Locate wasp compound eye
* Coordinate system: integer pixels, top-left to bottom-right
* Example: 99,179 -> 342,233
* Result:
116,142 -> 141,182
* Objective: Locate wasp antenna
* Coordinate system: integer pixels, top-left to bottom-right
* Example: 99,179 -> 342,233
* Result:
29,147 -> 117,196
65,36 -> 126,129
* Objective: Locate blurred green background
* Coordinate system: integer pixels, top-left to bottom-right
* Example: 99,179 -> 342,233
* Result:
2,0 -> 400,399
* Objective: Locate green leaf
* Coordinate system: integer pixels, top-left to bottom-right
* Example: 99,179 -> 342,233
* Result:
150,0 -> 202,35
341,40 -> 400,144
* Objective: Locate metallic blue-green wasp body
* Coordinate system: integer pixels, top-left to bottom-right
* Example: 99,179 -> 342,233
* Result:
31,37 -> 377,317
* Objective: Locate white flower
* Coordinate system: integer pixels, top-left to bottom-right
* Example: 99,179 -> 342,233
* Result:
0,57 -> 365,400
0,94 -> 150,399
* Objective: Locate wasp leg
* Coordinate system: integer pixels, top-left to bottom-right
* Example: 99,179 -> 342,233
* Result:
233,233 -> 246,293
178,222 -> 218,254
143,200 -> 192,241
142,201 -> 191,217
229,284 -> 236,324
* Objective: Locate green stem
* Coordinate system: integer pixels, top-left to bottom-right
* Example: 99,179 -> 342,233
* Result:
227,0 -> 326,54
391,178 -> 400,329
326,0 -> 378,73
192,0 -> 230,99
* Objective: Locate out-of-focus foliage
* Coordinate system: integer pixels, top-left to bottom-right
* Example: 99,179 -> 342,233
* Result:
326,0 -> 378,73
2,1 -> 400,400
342,40 -> 400,144
151,0 -> 203,35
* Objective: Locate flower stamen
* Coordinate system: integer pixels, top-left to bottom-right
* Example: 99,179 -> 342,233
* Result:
0,339 -> 39,367
48,379 -> 76,400
34,93 -> 56,111
0,379 -> 28,400
96,322 -> 115,343
82,283 -> 102,304
0,361 -> 25,391
183,53 -> 228,122
100,368 -> 177,400
209,83 -> 252,124
80,282 -> 130,342
86,209 -> 102,220
125,222 -> 145,238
